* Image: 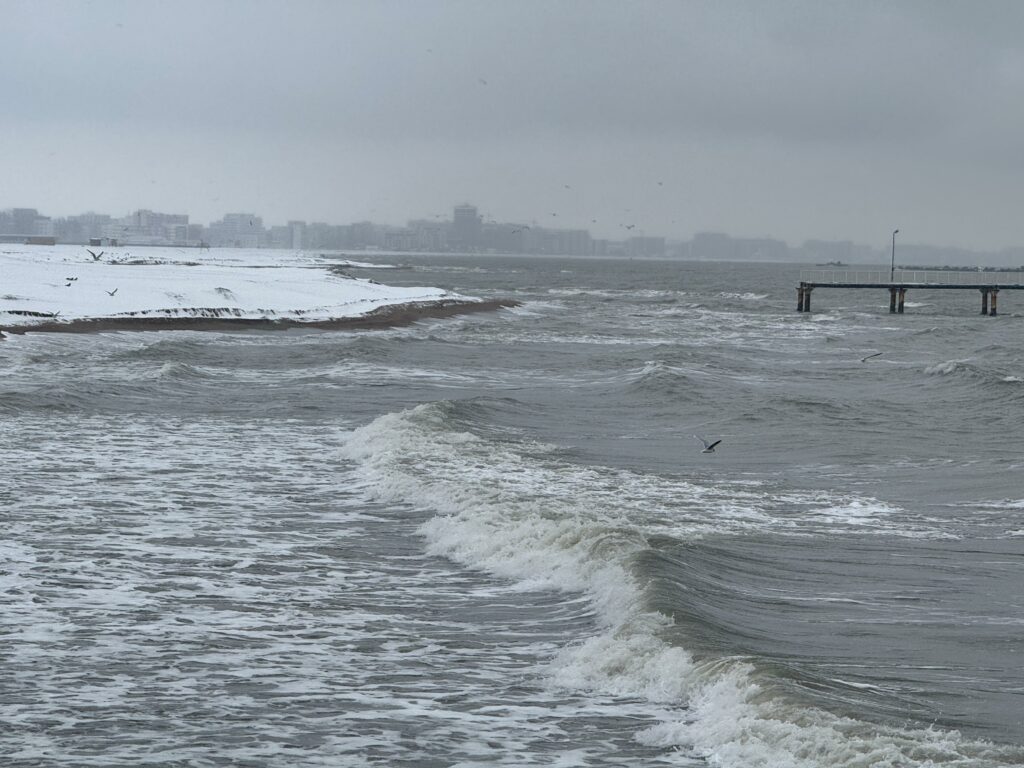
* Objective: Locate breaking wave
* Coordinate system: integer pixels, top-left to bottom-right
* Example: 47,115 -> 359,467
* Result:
338,400 -> 1019,767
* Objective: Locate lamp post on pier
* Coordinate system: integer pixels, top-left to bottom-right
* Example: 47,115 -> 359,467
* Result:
890,229 -> 899,282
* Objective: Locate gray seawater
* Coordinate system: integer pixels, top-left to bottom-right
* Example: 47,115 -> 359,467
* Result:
2,256 -> 1023,767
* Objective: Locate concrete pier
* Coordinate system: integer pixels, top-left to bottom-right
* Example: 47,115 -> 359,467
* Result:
797,268 -> 1024,315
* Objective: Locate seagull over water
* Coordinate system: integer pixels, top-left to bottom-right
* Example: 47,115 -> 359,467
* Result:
860,352 -> 883,362
694,435 -> 722,453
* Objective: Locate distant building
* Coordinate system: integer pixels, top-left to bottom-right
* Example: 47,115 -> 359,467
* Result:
0,208 -> 51,239
407,219 -> 448,251
690,232 -> 788,261
383,229 -> 416,251
451,204 -> 481,252
56,212 -> 113,244
544,228 -> 592,256
208,213 -> 263,247
690,232 -> 734,260
481,222 -> 527,253
626,236 -> 666,258
11,208 -> 41,236
136,209 -> 187,245
267,225 -> 294,249
348,221 -> 380,249
305,222 -> 351,250
31,216 -> 55,238
287,220 -> 306,250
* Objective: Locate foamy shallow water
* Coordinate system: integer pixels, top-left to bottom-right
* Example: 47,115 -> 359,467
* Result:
2,255 -> 1023,766
1,416 -> 695,766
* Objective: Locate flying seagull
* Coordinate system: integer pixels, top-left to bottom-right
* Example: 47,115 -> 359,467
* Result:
106,288 -> 118,296
694,435 -> 722,453
86,249 -> 104,261
860,352 -> 883,362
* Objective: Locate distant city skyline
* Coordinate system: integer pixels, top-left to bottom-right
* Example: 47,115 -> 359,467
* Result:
6,3 -> 1024,253
6,197 -> 1024,258
6,201 -> 1024,267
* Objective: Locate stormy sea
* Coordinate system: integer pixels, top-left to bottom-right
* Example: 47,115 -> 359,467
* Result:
2,255 -> 1022,767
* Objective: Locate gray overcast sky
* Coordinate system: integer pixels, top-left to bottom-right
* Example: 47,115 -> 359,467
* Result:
4,0 -> 1024,249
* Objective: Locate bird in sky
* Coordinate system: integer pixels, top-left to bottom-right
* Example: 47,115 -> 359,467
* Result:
694,435 -> 722,453
86,249 -> 104,261
625,224 -> 636,230
106,288 -> 118,296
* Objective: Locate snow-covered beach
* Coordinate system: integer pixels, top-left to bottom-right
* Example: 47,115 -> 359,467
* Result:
0,244 -> 510,333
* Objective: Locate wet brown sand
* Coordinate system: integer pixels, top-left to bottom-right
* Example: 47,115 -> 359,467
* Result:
0,298 -> 518,335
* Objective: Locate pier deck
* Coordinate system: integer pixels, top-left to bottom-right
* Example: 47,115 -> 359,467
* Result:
797,269 -> 1024,314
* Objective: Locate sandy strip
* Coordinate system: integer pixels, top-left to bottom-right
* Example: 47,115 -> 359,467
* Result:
0,298 -> 518,335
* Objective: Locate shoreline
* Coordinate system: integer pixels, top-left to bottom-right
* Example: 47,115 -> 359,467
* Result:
0,298 -> 519,335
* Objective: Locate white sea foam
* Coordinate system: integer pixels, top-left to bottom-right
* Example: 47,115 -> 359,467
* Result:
718,292 -> 768,301
338,402 -> 1006,767
925,360 -> 966,375
547,288 -> 683,300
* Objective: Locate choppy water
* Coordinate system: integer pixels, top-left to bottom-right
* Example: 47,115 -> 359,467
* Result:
2,256 -> 1023,767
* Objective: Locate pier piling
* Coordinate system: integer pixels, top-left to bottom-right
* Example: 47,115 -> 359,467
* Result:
796,268 -> 1024,316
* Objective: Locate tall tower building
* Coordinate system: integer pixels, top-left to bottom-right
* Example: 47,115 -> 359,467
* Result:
452,204 -> 481,252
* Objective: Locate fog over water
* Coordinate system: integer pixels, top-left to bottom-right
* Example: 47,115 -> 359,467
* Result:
5,1 -> 1024,249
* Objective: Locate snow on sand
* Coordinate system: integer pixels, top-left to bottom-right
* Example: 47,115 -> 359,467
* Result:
0,245 -> 494,332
